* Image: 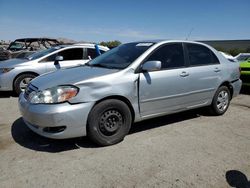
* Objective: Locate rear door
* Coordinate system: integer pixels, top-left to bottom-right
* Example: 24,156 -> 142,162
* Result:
183,43 -> 222,107
139,43 -> 191,117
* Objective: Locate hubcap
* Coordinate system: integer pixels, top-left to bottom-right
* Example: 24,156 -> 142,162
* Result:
99,109 -> 123,136
20,77 -> 33,91
216,90 -> 229,112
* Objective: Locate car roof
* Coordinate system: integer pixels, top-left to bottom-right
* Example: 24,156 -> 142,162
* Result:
58,43 -> 109,50
73,43 -> 108,48
132,39 -> 211,45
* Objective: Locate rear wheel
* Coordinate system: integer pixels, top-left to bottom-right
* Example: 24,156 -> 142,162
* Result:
87,99 -> 132,146
14,74 -> 36,95
209,86 -> 231,115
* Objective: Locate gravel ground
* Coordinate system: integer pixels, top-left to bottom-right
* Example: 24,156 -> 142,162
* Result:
0,90 -> 250,188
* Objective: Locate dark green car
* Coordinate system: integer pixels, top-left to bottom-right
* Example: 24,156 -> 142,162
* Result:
240,59 -> 250,86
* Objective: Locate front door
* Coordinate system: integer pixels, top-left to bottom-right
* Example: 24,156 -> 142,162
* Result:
139,43 -> 190,117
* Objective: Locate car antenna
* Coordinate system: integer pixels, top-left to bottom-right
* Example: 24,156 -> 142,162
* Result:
186,28 -> 194,40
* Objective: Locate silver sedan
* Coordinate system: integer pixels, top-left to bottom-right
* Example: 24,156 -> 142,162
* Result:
19,40 -> 242,146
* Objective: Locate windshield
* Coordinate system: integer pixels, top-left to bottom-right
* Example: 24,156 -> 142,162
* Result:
87,42 -> 155,69
9,42 -> 25,50
236,55 -> 250,61
26,47 -> 63,60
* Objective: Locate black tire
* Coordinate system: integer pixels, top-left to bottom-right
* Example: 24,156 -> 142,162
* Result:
14,74 -> 36,95
87,99 -> 132,146
209,86 -> 231,116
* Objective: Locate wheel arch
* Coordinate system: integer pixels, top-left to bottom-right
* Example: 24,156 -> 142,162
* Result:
12,71 -> 39,90
92,95 -> 135,122
219,81 -> 233,99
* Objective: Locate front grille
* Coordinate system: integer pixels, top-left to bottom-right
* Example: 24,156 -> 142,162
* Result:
24,84 -> 38,99
240,75 -> 250,83
241,67 -> 250,72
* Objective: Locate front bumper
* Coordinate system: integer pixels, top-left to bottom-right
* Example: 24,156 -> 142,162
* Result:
240,73 -> 250,86
18,92 -> 94,139
0,72 -> 13,91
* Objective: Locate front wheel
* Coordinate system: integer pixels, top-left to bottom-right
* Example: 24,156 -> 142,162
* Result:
87,99 -> 132,146
209,86 -> 231,115
14,74 -> 36,95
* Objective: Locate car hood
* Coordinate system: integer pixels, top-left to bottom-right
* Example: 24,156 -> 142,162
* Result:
0,58 -> 29,68
31,66 -> 119,90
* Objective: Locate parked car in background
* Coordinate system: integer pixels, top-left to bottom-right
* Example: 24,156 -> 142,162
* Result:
240,58 -> 250,86
0,38 -> 60,61
234,53 -> 250,62
19,40 -> 242,146
0,43 -> 109,94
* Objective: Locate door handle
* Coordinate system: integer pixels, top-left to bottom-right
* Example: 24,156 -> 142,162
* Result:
214,67 -> 221,72
180,71 -> 189,77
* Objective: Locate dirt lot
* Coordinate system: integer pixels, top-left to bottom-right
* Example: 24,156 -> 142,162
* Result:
0,90 -> 250,188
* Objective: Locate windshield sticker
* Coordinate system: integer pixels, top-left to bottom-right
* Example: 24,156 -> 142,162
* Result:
136,43 -> 153,47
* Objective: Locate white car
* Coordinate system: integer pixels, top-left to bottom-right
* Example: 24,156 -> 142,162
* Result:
0,43 -> 109,94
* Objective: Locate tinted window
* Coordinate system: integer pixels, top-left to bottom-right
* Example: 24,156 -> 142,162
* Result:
87,48 -> 97,59
147,43 -> 185,69
186,44 -> 218,66
58,48 -> 83,60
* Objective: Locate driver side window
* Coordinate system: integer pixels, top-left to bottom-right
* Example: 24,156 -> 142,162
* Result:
147,43 -> 185,70
58,48 -> 83,61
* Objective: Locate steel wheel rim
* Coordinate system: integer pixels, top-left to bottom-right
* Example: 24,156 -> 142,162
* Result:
99,109 -> 123,136
216,90 -> 229,112
20,77 -> 33,91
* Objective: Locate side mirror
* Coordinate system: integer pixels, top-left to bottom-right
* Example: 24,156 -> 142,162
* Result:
54,55 -> 63,66
142,61 -> 161,72
55,55 -> 63,61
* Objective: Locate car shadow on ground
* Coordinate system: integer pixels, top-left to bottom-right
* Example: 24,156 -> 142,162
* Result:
0,91 -> 17,98
226,170 -> 250,188
11,118 -> 98,153
11,109 -> 202,153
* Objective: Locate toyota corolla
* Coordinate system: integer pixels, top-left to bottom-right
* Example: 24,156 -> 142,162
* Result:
19,40 -> 242,146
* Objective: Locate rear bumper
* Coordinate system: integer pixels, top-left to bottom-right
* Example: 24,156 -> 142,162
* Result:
18,92 -> 94,139
231,79 -> 242,97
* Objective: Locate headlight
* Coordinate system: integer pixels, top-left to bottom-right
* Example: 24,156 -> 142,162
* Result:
28,85 -> 79,104
0,68 -> 14,73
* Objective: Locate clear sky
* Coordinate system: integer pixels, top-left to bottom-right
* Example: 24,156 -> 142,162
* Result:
0,0 -> 249,43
